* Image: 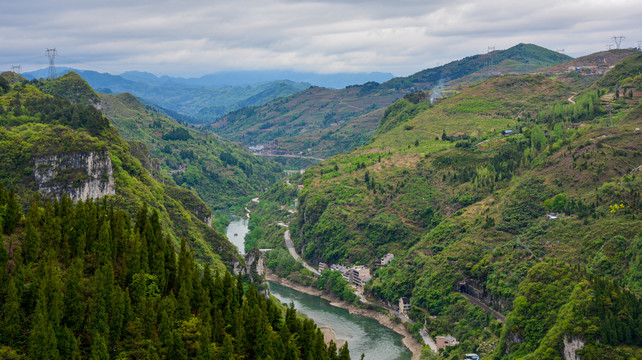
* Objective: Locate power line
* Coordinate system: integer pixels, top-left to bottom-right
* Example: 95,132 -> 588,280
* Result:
612,35 -> 625,49
46,48 -> 57,79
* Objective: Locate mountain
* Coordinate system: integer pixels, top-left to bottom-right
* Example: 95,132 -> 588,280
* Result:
246,52 -> 642,359
97,90 -> 284,212
142,70 -> 395,89
0,71 -> 242,269
214,43 -> 573,160
1,66 -> 348,360
23,68 -> 395,124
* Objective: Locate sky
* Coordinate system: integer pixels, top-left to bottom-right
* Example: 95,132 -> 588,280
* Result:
1,0 -> 641,77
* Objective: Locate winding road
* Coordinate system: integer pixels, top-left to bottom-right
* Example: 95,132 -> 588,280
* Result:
284,229 -> 321,276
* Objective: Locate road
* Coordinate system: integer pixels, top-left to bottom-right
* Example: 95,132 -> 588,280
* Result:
461,293 -> 506,322
376,302 -> 438,353
284,229 -> 320,276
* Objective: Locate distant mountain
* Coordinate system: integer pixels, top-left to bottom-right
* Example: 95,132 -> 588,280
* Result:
22,68 -> 395,123
214,43 -> 573,159
142,70 -> 396,89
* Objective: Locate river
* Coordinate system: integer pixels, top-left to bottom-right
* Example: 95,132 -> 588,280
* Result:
269,281 -> 412,360
225,216 -> 412,360
225,215 -> 250,254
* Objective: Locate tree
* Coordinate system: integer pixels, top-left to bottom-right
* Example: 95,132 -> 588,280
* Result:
0,278 -> 21,344
23,221 -> 40,263
3,188 -> 22,235
29,288 -> 60,360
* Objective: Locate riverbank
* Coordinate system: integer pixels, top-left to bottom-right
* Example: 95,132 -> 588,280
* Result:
266,272 -> 423,360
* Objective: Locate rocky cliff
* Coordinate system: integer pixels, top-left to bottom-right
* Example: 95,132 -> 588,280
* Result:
33,150 -> 115,202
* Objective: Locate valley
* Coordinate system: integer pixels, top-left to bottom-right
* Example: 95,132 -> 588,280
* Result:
1,42 -> 641,360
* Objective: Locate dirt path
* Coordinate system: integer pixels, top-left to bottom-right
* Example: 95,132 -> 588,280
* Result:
266,272 -> 424,360
567,94 -> 576,104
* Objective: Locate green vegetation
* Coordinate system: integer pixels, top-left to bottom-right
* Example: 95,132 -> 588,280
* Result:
98,90 -> 283,212
0,193 -> 350,360
253,53 -> 642,358
0,75 -> 240,269
215,44 -> 571,159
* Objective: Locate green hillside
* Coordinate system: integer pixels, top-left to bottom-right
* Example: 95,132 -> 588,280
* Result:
97,90 -> 283,212
214,44 -> 572,159
249,53 -> 642,359
0,73 -> 240,270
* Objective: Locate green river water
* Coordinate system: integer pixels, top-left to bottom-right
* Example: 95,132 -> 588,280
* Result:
268,281 -> 412,360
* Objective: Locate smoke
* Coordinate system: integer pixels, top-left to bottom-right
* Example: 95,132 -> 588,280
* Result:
430,78 -> 445,104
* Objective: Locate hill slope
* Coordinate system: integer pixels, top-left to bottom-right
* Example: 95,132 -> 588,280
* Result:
0,73 -> 241,270
97,90 -> 283,211
214,44 -> 572,159
250,54 -> 642,359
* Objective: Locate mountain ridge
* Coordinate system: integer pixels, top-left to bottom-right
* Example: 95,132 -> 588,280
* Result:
214,43 -> 573,159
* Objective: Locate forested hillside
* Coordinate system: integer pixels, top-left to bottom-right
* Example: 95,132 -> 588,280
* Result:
0,190 -> 349,360
213,44 -> 572,159
0,72 -> 239,269
250,52 -> 642,359
98,90 -> 283,212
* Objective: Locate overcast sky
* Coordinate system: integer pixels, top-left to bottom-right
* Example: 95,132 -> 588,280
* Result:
2,0 -> 641,77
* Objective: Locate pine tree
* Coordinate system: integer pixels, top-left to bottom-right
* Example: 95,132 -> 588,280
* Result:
3,187 -> 22,235
29,287 -> 60,360
23,221 -> 40,263
0,278 -> 21,344
338,342 -> 350,360
63,258 -> 85,332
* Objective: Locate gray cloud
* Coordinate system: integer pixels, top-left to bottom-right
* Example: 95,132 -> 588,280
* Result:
2,0 -> 641,76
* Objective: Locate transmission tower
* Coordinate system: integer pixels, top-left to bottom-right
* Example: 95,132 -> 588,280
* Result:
10,65 -> 22,82
606,44 -> 613,50
487,46 -> 495,53
46,48 -> 57,79
638,41 -> 642,50
556,48 -> 565,54
612,35 -> 625,49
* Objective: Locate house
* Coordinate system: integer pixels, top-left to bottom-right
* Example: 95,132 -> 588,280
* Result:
399,297 -> 411,314
465,354 -> 480,360
381,253 -> 395,266
436,335 -> 459,350
342,266 -> 371,287
318,262 -> 328,273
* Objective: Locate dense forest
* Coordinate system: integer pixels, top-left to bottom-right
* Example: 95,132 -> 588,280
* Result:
0,187 -> 349,360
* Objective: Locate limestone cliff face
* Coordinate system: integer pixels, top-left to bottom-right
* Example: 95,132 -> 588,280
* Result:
563,336 -> 584,360
33,150 -> 115,202
234,249 -> 269,297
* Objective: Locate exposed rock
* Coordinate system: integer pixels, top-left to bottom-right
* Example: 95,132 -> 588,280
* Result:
563,336 -> 584,360
457,278 -> 513,313
33,150 -> 115,202
234,248 -> 269,297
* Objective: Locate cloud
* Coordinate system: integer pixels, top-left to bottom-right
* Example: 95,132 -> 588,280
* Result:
1,0 -> 641,76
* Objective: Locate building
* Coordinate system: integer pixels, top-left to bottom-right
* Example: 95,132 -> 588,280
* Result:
436,335 -> 459,350
381,253 -> 395,266
318,262 -> 328,273
342,266 -> 371,287
465,354 -> 480,360
399,297 -> 411,314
